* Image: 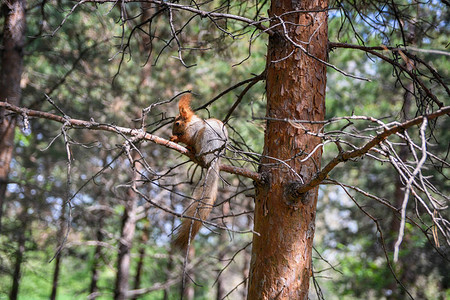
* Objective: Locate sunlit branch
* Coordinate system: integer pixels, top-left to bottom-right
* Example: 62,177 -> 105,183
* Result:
0,101 -> 262,182
289,106 -> 450,195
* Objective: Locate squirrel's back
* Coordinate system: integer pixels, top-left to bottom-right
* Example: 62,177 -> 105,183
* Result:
170,94 -> 228,251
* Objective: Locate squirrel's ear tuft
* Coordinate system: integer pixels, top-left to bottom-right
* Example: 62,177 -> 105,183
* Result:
178,93 -> 194,119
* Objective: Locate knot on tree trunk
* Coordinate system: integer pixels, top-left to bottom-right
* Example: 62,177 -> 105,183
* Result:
284,181 -> 310,207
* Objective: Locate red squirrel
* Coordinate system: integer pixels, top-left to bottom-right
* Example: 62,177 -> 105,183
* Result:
170,93 -> 228,250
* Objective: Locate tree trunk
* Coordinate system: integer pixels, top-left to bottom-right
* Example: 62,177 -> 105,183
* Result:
240,202 -> 252,299
163,214 -> 176,300
247,1 -> 327,299
114,4 -> 156,297
216,202 -> 230,300
50,253 -> 62,300
181,246 -> 195,300
0,0 -> 26,234
89,217 -> 104,300
114,185 -> 138,300
9,217 -> 26,300
131,216 -> 150,300
50,201 -> 67,300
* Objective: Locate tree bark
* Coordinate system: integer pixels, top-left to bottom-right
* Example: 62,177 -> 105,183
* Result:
0,0 -> 26,234
247,1 -> 327,299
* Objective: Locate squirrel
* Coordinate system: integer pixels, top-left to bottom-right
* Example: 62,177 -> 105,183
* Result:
170,93 -> 228,250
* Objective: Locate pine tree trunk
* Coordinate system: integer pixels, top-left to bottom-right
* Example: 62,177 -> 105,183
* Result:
247,1 -> 328,299
0,0 -> 26,234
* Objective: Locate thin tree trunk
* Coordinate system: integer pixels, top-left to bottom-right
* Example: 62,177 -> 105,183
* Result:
240,247 -> 250,299
131,216 -> 150,300
114,186 -> 138,300
9,216 -> 26,300
0,0 -> 26,234
50,202 -> 67,300
216,202 -> 230,300
50,254 -> 62,300
248,1 -> 327,299
163,214 -> 176,300
89,217 -> 104,299
114,4 -> 155,297
113,1 -> 155,293
240,202 -> 252,299
181,246 -> 195,300
163,250 -> 174,300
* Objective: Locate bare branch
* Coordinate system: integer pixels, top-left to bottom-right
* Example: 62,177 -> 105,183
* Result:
0,101 -> 262,182
291,106 -> 450,195
329,42 -> 449,108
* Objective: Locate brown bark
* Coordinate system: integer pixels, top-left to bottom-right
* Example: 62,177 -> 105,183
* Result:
247,1 -> 328,299
0,0 -> 26,234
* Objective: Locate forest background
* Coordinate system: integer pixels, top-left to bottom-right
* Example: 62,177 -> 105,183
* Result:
0,0 -> 449,299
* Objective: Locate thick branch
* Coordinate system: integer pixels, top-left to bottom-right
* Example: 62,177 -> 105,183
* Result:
290,106 -> 450,195
0,101 -> 262,182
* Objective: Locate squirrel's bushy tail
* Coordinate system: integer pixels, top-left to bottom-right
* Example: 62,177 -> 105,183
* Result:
173,161 -> 220,251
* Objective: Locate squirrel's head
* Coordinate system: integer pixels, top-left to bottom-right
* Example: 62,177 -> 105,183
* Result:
172,93 -> 195,138
172,116 -> 185,137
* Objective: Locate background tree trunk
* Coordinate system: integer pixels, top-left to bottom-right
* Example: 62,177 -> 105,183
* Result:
50,201 -> 67,300
89,217 -> 104,299
215,201 -> 230,300
113,3 -> 156,297
181,246 -> 195,300
131,215 -> 150,300
0,0 -> 26,234
248,0 -> 328,299
114,160 -> 139,300
9,212 -> 27,300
